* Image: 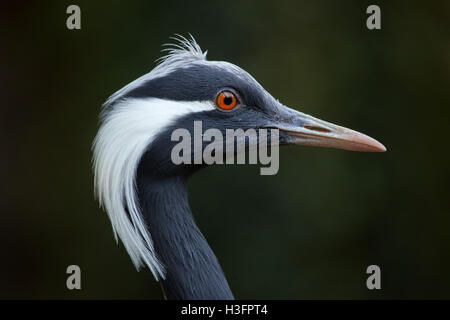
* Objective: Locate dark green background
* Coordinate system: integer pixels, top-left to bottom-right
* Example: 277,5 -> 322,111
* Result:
1,1 -> 449,299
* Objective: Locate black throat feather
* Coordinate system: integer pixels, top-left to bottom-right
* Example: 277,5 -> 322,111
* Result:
136,172 -> 234,300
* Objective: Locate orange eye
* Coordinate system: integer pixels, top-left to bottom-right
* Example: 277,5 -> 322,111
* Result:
215,90 -> 240,111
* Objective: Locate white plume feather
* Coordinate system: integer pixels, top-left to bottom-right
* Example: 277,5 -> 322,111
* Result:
92,35 -> 213,280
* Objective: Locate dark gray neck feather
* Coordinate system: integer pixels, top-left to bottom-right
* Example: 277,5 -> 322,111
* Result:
137,176 -> 234,300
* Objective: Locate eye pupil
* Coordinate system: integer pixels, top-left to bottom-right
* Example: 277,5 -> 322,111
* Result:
223,96 -> 233,105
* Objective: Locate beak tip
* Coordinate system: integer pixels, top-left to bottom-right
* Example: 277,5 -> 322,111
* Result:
371,137 -> 387,152
372,142 -> 387,153
357,139 -> 386,153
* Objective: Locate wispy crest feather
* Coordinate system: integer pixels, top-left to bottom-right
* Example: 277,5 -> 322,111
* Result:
104,34 -> 207,108
159,34 -> 207,65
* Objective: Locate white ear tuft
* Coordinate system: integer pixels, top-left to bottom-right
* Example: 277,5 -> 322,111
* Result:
92,98 -> 215,280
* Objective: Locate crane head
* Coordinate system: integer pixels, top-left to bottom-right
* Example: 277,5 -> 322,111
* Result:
92,35 -> 385,278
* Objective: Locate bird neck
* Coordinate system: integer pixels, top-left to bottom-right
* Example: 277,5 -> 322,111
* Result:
137,175 -> 234,300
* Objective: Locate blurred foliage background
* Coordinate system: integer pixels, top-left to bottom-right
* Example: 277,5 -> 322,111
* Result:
1,0 -> 449,299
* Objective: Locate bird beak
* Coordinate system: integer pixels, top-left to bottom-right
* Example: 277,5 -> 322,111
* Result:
274,108 -> 386,152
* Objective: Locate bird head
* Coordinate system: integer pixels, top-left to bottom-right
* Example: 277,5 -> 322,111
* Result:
92,35 -> 385,279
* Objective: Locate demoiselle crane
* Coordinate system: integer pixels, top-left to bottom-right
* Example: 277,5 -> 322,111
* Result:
93,35 -> 385,300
